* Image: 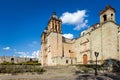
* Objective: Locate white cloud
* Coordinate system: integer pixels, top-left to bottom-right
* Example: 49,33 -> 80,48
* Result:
74,20 -> 88,30
31,50 -> 39,58
62,33 -> 74,39
15,50 -> 40,58
3,47 -> 11,50
60,10 -> 88,30
15,51 -> 29,58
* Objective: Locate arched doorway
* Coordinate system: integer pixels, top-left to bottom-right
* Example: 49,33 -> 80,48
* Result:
83,54 -> 88,64
11,58 -> 14,63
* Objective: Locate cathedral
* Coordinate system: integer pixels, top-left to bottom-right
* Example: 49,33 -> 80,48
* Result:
40,5 -> 120,66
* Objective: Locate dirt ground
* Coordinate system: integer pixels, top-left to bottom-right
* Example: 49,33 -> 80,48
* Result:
0,66 -> 117,80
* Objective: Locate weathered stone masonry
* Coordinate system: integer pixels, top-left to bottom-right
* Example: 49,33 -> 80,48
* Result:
40,5 -> 120,66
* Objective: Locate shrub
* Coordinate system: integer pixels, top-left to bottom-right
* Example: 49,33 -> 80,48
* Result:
34,67 -> 45,74
0,65 -> 45,74
75,64 -> 101,73
0,61 -> 13,65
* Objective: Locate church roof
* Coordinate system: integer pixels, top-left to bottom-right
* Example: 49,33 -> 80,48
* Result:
100,5 -> 115,15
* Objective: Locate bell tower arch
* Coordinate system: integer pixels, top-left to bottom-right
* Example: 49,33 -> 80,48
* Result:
100,5 -> 115,24
47,12 -> 62,34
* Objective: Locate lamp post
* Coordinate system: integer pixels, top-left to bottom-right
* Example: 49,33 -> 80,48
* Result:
94,52 -> 99,76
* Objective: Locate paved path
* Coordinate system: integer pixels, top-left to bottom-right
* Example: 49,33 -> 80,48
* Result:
0,66 -> 119,80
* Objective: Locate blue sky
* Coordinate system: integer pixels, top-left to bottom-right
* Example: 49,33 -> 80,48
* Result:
0,0 -> 120,58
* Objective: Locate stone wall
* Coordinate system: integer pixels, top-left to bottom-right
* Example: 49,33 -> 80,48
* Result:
40,5 -> 120,66
52,57 -> 76,65
0,56 -> 38,63
74,21 -> 120,64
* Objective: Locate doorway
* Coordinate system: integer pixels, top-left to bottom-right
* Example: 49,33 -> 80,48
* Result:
83,54 -> 88,64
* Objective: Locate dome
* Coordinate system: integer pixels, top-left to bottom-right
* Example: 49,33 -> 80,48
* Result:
80,30 -> 86,36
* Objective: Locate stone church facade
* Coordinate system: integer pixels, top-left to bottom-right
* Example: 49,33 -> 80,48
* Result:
40,5 -> 120,66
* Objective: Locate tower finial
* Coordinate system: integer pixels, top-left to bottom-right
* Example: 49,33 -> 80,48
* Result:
52,10 -> 56,15
51,11 -> 58,19
106,4 -> 112,9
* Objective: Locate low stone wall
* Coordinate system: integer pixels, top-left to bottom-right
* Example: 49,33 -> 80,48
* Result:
0,56 -> 38,63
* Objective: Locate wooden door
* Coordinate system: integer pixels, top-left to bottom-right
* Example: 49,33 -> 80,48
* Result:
83,54 -> 88,64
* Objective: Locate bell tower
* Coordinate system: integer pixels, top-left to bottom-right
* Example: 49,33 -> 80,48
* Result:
41,12 -> 63,66
47,12 -> 62,34
100,5 -> 116,24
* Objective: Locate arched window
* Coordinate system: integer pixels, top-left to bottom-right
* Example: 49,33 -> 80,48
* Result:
103,14 -> 107,21
69,50 -> 71,53
111,13 -> 113,16
111,13 -> 113,20
55,25 -> 57,32
30,58 -> 32,62
66,60 -> 68,64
